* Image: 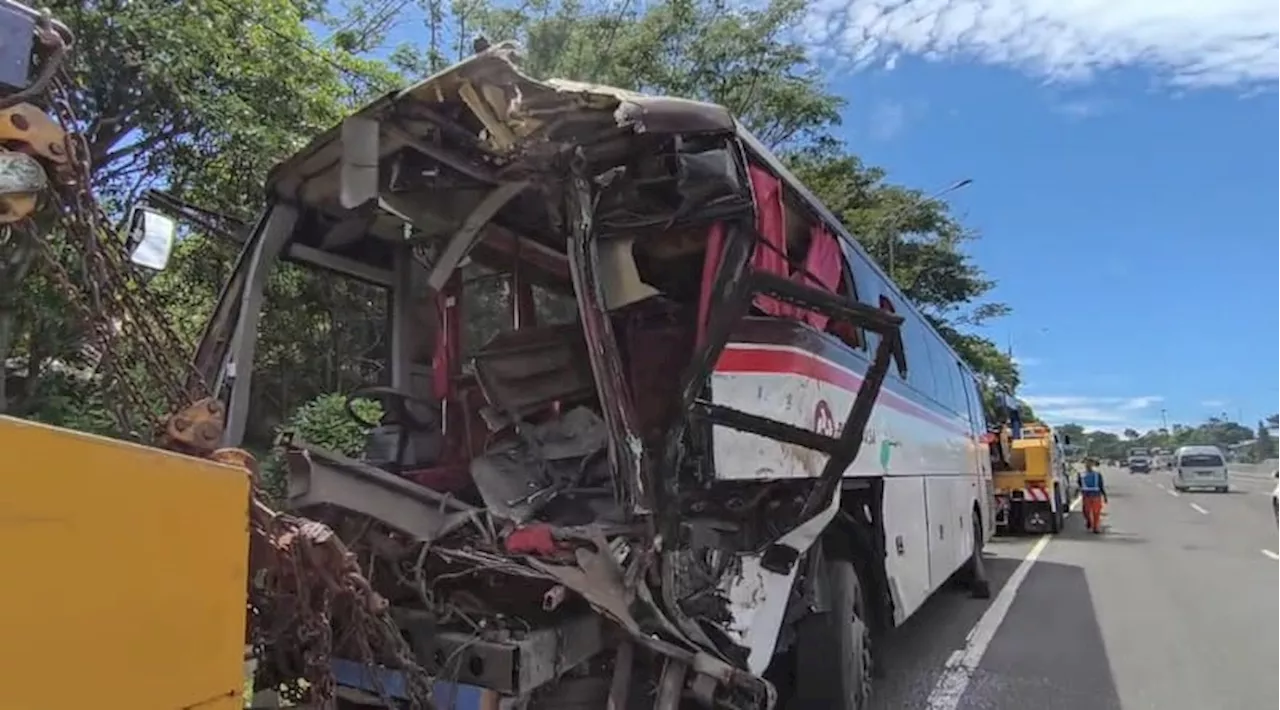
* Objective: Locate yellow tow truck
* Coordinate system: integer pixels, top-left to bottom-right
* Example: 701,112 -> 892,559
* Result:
991,420 -> 1075,535
0,5 -> 422,708
1,418 -> 252,710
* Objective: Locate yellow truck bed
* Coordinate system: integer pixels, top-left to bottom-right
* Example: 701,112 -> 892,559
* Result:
0,416 -> 250,710
993,437 -> 1052,489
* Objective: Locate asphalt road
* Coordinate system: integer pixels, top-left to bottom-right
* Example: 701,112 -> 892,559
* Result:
868,466 -> 1279,710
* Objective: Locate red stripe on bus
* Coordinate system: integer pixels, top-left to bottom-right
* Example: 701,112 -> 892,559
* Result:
714,346 -> 972,437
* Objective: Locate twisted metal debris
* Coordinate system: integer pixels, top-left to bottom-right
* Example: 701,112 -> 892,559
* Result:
5,10 -> 435,708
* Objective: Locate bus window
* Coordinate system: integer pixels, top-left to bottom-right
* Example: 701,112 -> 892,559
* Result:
877,295 -> 905,378
930,334 -> 962,413
826,262 -> 865,350
748,164 -> 792,317
899,312 -> 936,398
793,223 -> 843,329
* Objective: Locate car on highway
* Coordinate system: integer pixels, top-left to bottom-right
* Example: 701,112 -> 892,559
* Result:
1271,471 -> 1278,521
1172,445 -> 1229,493
1127,447 -> 1152,474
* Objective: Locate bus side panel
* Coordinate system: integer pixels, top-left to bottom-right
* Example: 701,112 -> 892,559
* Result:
924,475 -> 975,590
0,416 -> 250,710
881,476 -> 933,624
959,370 -> 994,542
706,343 -> 881,481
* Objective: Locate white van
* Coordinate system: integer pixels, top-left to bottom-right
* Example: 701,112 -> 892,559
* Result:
1173,445 -> 1229,493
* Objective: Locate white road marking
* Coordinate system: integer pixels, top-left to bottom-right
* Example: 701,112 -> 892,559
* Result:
1262,550 -> 1279,562
1156,483 -> 1167,491
1167,488 -> 1180,497
1189,503 -> 1209,515
924,534 -> 1052,710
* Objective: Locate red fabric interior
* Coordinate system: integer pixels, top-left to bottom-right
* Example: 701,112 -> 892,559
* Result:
747,164 -> 792,317
696,221 -> 726,346
795,223 -> 843,329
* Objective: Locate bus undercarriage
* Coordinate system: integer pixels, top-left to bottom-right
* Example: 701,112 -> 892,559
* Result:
179,43 -> 924,709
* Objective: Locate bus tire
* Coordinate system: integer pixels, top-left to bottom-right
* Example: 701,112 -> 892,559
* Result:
1049,491 -> 1063,534
794,556 -> 872,710
967,509 -> 991,599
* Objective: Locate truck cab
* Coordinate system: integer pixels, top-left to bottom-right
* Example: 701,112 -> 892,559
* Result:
1127,448 -> 1152,474
986,396 -> 1071,535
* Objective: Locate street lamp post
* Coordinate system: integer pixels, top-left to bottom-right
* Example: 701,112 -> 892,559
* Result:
885,178 -> 973,282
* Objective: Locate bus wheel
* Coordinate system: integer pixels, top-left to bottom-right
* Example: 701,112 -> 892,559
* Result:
967,510 -> 991,599
794,556 -> 873,709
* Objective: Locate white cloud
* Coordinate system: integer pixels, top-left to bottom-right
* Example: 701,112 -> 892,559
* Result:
1023,394 -> 1164,432
798,0 -> 1279,90
1011,355 -> 1041,367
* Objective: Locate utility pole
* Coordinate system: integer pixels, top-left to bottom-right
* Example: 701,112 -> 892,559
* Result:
1161,408 -> 1169,432
885,178 -> 973,283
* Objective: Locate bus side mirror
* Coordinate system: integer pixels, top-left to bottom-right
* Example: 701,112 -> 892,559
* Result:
126,206 -> 177,271
1062,434 -> 1072,446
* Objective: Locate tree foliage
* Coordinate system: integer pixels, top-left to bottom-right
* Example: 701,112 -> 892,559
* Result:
259,393 -> 384,499
1063,417 -> 1266,461
9,0 -> 1028,445
4,0 -> 395,439
1254,420 -> 1278,461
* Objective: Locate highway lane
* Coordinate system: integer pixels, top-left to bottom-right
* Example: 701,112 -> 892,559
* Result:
868,466 -> 1279,710
1142,465 -> 1276,558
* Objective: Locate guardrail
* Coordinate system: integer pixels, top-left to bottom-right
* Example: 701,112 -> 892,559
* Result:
1228,460 -> 1278,479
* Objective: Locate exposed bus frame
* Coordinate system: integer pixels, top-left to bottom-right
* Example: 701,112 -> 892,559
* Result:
166,42 -> 997,709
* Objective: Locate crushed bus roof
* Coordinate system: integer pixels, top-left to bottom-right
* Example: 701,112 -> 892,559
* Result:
264,41 -> 735,207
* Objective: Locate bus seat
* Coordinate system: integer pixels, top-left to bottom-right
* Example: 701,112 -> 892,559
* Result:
470,324 -> 596,428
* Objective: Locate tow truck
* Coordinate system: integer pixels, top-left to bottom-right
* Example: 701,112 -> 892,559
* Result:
988,395 -> 1073,535
0,5 -> 428,709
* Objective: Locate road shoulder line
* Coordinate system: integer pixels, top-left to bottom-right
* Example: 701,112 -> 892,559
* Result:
923,533 -> 1053,710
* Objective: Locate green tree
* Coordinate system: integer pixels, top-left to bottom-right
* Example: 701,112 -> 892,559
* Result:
326,0 -> 1027,426
5,0 -> 397,441
1254,421 -> 1277,462
1062,416 -> 1263,461
19,0 -> 1025,447
376,0 -> 842,150
784,147 -> 1019,399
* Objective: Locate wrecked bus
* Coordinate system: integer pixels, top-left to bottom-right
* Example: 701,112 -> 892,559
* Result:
141,42 -> 995,709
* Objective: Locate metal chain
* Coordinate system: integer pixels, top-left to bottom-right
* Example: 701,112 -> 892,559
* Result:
36,69 -> 210,439
26,42 -> 436,710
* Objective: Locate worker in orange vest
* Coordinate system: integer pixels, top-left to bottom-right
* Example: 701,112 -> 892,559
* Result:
1077,458 -> 1108,533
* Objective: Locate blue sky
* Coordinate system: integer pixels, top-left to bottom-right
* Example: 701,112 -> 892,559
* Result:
832,63 -> 1278,432
330,0 -> 1278,433
802,0 -> 1279,434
